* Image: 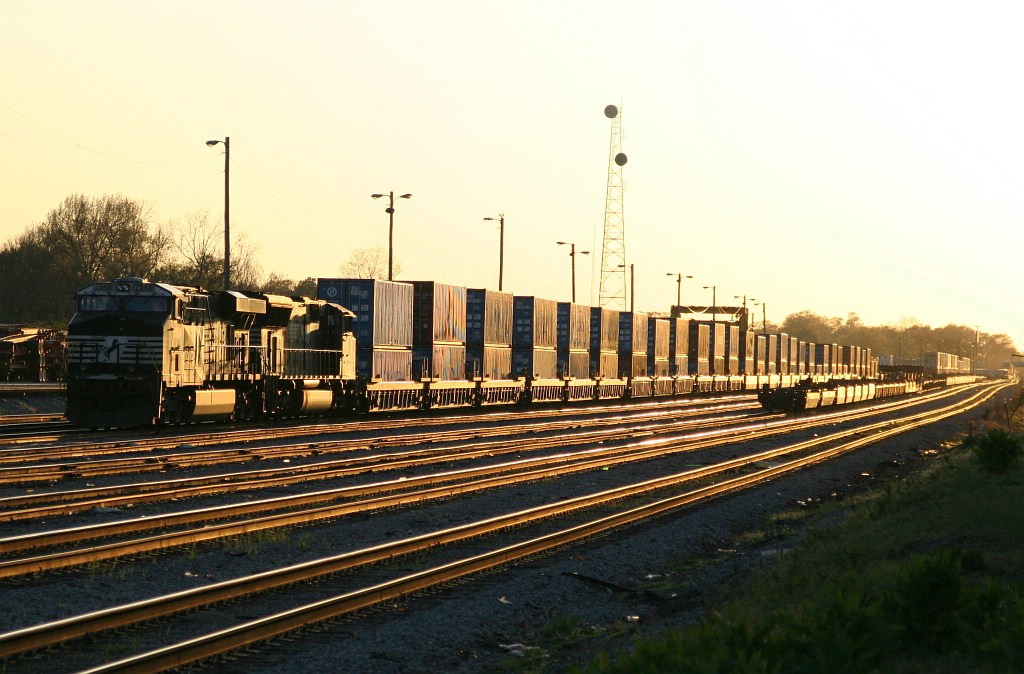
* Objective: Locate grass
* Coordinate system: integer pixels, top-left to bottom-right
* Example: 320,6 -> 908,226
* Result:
577,404 -> 1024,673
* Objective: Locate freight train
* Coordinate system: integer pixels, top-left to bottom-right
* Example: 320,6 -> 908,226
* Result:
63,277 -> 969,427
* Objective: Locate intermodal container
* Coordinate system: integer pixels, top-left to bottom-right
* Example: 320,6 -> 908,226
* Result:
591,351 -> 619,379
618,312 -> 649,354
409,281 -> 467,345
590,307 -> 619,353
618,312 -> 649,378
513,346 -> 558,379
559,350 -> 591,379
514,297 -> 558,349
668,318 -> 690,376
467,289 -> 513,347
413,343 -> 466,380
766,334 -> 779,374
790,337 -> 799,375
647,317 -> 670,360
317,278 -> 413,348
356,347 -> 413,381
688,322 -> 711,376
814,343 -> 831,375
741,330 -> 755,375
467,345 -> 512,380
557,302 -> 591,352
756,334 -> 768,375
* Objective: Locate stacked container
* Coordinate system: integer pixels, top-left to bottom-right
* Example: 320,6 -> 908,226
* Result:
668,317 -> 690,376
409,281 -> 467,380
766,334 -> 780,374
618,312 -> 649,378
647,317 -> 671,377
696,319 -> 729,372
513,296 -> 558,378
316,278 -> 413,381
790,337 -> 799,375
557,302 -> 592,379
589,307 -> 620,378
466,288 -> 513,380
741,330 -> 755,375
814,343 -> 832,376
773,333 -> 790,375
688,322 -> 711,376
755,334 -> 768,375
723,324 -> 740,375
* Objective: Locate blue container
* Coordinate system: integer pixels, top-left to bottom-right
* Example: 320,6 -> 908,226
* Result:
317,278 -> 413,348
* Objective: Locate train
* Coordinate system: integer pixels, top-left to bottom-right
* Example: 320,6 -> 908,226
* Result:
63,277 -> 972,427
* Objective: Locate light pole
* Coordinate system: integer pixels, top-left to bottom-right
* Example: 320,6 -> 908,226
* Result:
703,285 -> 716,322
484,214 -> 505,291
667,272 -> 693,308
371,191 -> 412,281
736,295 -> 755,331
205,137 -> 230,290
752,300 -> 767,333
617,263 -> 635,314
556,241 -> 589,303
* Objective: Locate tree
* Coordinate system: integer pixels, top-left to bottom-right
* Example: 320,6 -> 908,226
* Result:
0,194 -> 168,323
39,194 -> 168,289
157,210 -> 261,290
339,246 -> 400,279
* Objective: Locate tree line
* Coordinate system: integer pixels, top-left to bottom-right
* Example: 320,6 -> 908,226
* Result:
1,193 -> 1017,369
0,194 -> 318,325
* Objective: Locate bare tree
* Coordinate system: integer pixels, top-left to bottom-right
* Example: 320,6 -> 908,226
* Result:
339,245 -> 401,279
164,210 -> 261,290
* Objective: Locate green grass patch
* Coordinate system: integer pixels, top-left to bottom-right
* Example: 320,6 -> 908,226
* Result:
579,436 -> 1024,674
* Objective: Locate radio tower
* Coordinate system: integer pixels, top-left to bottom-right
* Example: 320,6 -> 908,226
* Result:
598,104 -> 628,309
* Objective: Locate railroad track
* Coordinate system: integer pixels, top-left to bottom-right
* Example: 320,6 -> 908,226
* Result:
0,382 -> 1004,672
0,398 -> 761,487
0,386 -> 976,572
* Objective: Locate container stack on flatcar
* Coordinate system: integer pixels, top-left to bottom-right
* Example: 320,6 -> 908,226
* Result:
618,312 -> 649,379
589,306 -> 620,379
466,288 -> 513,381
557,302 -> 592,380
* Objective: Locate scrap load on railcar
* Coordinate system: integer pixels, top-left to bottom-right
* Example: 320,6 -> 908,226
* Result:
65,278 -> 355,427
0,326 -> 65,382
65,277 -> 977,427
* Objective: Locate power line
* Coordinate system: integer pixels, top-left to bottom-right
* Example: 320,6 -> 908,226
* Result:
1,100 -> 207,165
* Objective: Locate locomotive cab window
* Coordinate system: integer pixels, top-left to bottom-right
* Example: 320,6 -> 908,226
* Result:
78,296 -> 119,313
125,297 -> 170,315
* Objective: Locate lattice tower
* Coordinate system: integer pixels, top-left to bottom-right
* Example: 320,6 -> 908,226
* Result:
598,104 -> 627,309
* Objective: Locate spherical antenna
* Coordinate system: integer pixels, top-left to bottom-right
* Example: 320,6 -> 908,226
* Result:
614,152 -> 628,166
604,104 -> 618,119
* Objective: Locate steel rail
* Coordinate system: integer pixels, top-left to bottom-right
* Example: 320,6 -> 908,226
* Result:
0,400 -> 760,484
15,382 -> 1001,672
0,384 -> 991,576
0,405 -> 763,519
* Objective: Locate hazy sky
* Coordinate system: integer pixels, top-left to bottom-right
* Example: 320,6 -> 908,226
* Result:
3,2 -> 1022,347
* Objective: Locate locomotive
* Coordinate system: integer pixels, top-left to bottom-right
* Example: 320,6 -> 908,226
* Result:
65,277 -> 967,428
65,278 -> 355,427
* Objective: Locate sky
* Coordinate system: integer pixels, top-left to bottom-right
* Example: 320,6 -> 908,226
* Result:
2,1 -> 1023,348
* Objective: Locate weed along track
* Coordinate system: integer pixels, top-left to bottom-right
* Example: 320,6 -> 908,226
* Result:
0,382 -> 1005,673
